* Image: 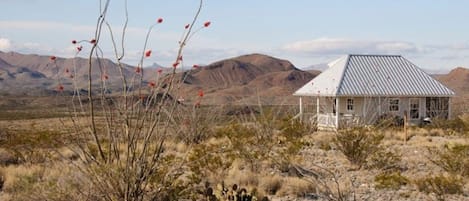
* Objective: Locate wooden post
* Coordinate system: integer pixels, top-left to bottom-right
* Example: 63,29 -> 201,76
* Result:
403,111 -> 407,144
335,98 -> 340,129
299,97 -> 303,114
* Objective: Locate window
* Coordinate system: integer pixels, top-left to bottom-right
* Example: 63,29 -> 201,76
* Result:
389,98 -> 399,112
426,97 -> 449,119
409,98 -> 419,119
346,98 -> 354,111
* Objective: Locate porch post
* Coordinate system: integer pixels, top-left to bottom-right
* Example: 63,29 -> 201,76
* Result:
299,97 -> 303,121
335,97 -> 340,129
448,97 -> 452,119
316,96 -> 320,125
316,97 -> 320,115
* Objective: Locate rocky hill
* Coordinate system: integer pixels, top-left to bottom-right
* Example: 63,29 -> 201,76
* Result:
0,52 -> 317,104
173,54 -> 316,104
434,67 -> 469,95
2,51 -> 467,106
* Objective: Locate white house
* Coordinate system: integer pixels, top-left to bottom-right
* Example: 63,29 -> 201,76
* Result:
293,54 -> 455,130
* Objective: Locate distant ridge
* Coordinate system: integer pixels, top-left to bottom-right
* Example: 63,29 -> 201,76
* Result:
0,51 -> 467,105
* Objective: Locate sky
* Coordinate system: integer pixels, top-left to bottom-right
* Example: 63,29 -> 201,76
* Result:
1,0 -> 469,73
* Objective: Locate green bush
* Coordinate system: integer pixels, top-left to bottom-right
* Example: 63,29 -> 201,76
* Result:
415,174 -> 463,201
366,149 -> 402,171
374,171 -> 409,190
428,144 -> 469,177
334,127 -> 384,168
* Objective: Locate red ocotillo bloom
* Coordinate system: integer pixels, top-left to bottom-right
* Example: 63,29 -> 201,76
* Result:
157,68 -> 163,74
148,81 -> 156,88
198,89 -> 204,97
77,46 -> 83,52
50,56 -> 57,61
72,40 -> 77,44
204,21 -> 211,27
57,84 -> 64,92
184,24 -> 190,29
90,39 -> 96,44
157,18 -> 163,23
193,64 -> 199,68
172,62 -> 179,68
102,74 -> 109,80
145,50 -> 152,57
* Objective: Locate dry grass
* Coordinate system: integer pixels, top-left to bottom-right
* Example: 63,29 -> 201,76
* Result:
259,174 -> 283,195
1,105 -> 469,200
276,177 -> 316,197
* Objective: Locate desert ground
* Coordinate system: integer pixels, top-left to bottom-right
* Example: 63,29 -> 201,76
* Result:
0,96 -> 468,201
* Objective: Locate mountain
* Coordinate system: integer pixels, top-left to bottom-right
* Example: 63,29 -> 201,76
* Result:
172,53 -> 316,104
0,51 -> 137,95
434,67 -> 469,95
0,52 -> 317,103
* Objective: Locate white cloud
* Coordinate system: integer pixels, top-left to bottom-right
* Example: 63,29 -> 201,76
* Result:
0,20 -> 95,34
283,38 -> 421,55
0,38 -> 12,51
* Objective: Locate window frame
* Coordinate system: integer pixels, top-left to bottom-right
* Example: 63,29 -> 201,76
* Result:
346,98 -> 354,112
389,98 -> 400,112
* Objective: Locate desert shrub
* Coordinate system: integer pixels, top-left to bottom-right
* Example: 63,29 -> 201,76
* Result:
415,174 -> 463,201
374,171 -> 409,190
276,118 -> 310,163
173,106 -> 221,145
428,144 -> 469,177
334,127 -> 384,168
278,117 -> 311,139
187,140 -> 235,185
375,114 -> 404,128
0,129 -> 64,164
0,149 -> 20,166
427,116 -> 469,135
214,123 -> 268,171
366,148 -> 402,171
0,163 -> 88,201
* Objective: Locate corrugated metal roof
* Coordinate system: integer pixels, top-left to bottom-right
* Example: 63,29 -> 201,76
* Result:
293,54 -> 455,97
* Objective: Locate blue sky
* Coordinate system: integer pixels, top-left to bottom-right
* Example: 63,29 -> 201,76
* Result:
1,0 -> 469,72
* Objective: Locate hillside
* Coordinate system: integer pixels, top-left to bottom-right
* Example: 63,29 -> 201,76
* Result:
434,67 -> 469,95
0,52 -> 317,104
173,54 -> 316,104
2,51 -> 468,106
0,51 -> 136,95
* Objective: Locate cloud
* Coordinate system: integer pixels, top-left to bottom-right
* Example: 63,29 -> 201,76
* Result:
0,20 -> 95,34
0,38 -> 12,51
283,38 -> 422,55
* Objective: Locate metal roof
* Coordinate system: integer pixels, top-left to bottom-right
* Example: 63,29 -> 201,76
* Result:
293,54 -> 455,97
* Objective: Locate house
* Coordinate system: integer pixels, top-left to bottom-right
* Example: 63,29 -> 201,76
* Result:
293,54 -> 455,130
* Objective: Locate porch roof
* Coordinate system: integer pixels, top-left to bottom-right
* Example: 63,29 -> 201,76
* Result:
293,54 -> 455,97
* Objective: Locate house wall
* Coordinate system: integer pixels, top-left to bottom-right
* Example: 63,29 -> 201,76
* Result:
316,96 -> 451,129
337,97 -> 428,126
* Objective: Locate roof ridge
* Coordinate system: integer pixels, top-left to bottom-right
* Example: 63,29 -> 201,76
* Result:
335,55 -> 351,95
348,54 -> 401,57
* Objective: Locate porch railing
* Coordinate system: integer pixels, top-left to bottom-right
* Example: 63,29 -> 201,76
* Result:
318,113 -> 337,128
